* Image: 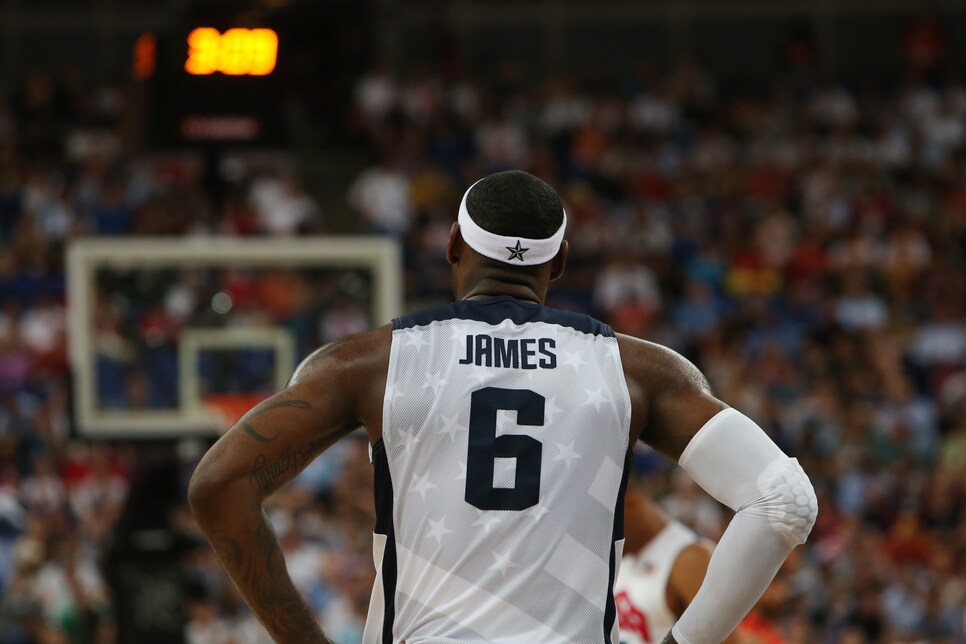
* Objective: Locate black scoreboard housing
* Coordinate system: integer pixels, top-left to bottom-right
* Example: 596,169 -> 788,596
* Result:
141,26 -> 285,149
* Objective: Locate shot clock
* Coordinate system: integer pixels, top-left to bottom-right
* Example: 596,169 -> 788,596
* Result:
138,25 -> 284,147
184,28 -> 279,76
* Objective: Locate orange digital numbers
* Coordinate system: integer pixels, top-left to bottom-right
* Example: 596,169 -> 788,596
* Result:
132,33 -> 156,79
185,27 -> 278,76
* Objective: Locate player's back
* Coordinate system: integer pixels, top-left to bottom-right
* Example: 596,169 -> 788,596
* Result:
363,295 -> 632,644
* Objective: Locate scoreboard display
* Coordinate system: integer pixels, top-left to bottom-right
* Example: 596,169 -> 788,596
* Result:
184,27 -> 278,76
137,25 -> 285,147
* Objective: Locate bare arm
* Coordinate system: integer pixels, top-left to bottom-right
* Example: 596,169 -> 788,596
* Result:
616,334 -> 725,457
187,328 -> 389,643
620,334 -> 815,644
618,335 -> 723,644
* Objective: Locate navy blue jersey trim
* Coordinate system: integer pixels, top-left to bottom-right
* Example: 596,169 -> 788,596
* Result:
372,439 -> 397,643
603,449 -> 632,642
393,296 -> 614,338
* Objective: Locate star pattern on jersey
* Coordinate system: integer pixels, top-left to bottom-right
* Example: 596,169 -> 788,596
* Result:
525,504 -> 550,524
405,333 -> 431,350
410,471 -> 436,499
472,510 -> 500,534
583,386 -> 610,413
455,461 -> 466,481
438,414 -> 464,442
554,441 -> 582,468
449,326 -> 466,342
425,517 -> 453,545
490,550 -> 519,577
399,424 -> 421,455
544,397 -> 563,424
385,386 -> 406,403
559,349 -> 587,371
424,371 -> 448,396
506,240 -> 529,261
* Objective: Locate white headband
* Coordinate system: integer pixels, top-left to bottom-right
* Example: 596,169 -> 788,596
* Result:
457,179 -> 567,266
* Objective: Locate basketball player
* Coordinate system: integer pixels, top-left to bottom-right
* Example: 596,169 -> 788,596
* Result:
188,170 -> 817,644
615,488 -> 743,644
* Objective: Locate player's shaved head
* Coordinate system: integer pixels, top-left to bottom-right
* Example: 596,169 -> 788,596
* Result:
465,170 -> 564,240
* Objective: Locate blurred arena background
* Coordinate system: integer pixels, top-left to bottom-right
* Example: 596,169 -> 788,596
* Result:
1,0 -> 966,642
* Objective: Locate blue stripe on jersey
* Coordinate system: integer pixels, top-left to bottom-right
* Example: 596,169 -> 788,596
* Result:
393,295 -> 615,338
372,439 -> 397,643
603,449 -> 632,642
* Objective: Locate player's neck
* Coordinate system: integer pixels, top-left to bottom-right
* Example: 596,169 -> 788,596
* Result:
459,278 -> 545,305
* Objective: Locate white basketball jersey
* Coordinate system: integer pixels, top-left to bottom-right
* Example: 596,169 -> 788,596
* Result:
363,296 -> 632,643
613,521 -> 698,644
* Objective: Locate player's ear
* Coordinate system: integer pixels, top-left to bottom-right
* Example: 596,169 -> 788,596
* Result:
446,222 -> 462,266
549,240 -> 568,281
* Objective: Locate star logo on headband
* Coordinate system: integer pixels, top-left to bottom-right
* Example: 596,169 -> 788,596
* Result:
506,240 -> 529,261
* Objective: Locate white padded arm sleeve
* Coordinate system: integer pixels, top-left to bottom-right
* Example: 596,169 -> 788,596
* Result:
669,409 -> 817,644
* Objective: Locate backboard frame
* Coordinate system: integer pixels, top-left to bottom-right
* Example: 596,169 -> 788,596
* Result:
66,236 -> 402,438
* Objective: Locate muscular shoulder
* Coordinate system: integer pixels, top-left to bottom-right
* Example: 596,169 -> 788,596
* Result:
288,326 -> 392,434
290,325 -> 392,387
616,334 -> 724,457
616,334 -> 712,396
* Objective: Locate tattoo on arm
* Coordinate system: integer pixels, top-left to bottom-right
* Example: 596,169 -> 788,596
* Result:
210,534 -> 243,574
239,421 -> 278,443
252,399 -> 312,418
208,517 -> 331,644
239,399 -> 313,442
249,436 -> 330,494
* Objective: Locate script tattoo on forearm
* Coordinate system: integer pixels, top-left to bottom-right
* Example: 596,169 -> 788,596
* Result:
209,519 -> 331,644
249,436 -> 330,494
239,399 -> 312,442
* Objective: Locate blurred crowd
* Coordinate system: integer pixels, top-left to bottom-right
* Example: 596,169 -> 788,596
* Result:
347,62 -> 966,642
1,50 -> 966,643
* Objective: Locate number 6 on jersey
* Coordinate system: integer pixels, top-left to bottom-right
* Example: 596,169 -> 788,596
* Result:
465,387 -> 545,511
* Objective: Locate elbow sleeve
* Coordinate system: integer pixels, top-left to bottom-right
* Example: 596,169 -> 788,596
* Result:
749,454 -> 817,545
669,409 -> 817,644
679,408 -> 817,545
